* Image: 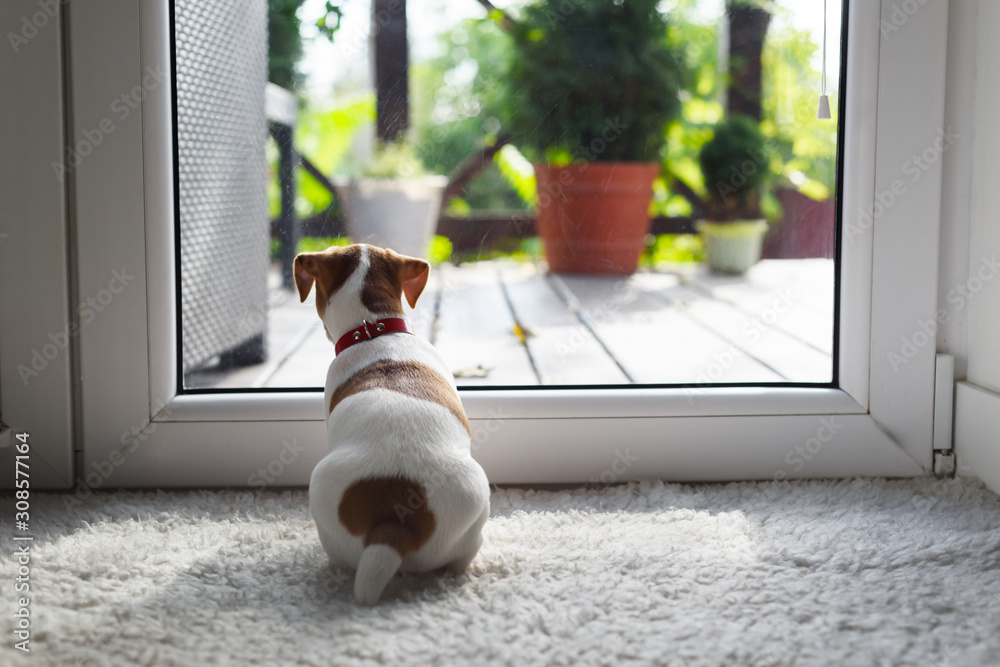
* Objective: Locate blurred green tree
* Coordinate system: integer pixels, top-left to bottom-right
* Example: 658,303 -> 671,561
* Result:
267,0 -> 345,91
411,18 -> 527,212
658,0 -> 838,217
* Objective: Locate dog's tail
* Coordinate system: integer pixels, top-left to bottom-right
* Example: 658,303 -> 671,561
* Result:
355,523 -> 412,604
340,476 -> 436,604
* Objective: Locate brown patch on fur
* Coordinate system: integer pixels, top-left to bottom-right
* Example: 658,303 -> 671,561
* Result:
329,359 -> 471,435
338,476 -> 437,557
362,246 -> 430,313
293,245 -> 362,320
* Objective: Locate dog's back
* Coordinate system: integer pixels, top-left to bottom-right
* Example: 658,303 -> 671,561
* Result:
295,244 -> 490,603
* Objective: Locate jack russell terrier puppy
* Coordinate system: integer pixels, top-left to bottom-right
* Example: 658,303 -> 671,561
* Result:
294,244 -> 490,604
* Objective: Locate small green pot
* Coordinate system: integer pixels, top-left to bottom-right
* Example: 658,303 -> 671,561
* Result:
696,219 -> 769,275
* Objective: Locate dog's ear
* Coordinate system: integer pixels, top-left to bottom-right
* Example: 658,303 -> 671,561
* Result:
398,256 -> 430,309
293,253 -> 317,303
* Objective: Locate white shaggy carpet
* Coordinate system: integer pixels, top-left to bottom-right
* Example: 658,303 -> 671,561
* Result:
2,478 -> 1000,667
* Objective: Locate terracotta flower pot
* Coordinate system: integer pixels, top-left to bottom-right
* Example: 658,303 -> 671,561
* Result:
534,162 -> 660,275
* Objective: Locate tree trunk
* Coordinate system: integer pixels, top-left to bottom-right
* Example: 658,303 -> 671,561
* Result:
373,0 -> 409,141
725,2 -> 771,121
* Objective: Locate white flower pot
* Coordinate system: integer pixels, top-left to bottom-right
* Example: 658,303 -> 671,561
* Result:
696,219 -> 769,275
336,175 -> 448,259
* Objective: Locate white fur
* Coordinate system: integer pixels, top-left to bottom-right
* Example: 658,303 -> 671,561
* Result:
354,545 -> 403,605
308,245 -> 491,604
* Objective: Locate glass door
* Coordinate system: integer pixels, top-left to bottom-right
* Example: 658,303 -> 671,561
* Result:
180,0 -> 840,391
68,0 -> 950,487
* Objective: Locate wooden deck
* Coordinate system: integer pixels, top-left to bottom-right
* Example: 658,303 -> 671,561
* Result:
186,259 -> 834,389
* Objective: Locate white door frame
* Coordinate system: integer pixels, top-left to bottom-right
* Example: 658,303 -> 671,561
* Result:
0,0 -> 75,489
61,0 -> 949,488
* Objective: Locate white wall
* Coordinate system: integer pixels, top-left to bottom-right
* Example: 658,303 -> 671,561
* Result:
950,0 -> 1000,493
0,0 -> 76,487
965,2 -> 1000,392
938,0 -> 975,379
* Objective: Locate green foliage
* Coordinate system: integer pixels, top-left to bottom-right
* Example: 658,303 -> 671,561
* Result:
699,114 -> 770,220
761,24 -> 838,201
494,144 -> 537,207
410,19 -> 528,212
506,0 -> 683,163
641,234 -> 704,266
349,140 -> 429,179
297,237 -> 352,254
657,5 -> 724,215
451,237 -> 544,264
426,236 -> 453,266
269,0 -> 839,254
267,0 -> 344,91
267,0 -> 305,90
656,2 -> 838,219
267,94 -> 375,220
313,1 -> 345,42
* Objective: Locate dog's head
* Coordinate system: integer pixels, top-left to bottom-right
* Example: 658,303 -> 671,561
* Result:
293,244 -> 429,340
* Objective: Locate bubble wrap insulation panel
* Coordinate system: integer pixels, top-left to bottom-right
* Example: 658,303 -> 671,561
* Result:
175,0 -> 269,373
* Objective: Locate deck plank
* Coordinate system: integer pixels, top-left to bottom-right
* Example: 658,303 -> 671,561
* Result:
226,258 -> 834,390
433,262 -> 539,386
262,325 -> 331,387
671,296 -> 833,383
551,272 -> 785,384
691,259 -> 835,354
498,262 -> 630,385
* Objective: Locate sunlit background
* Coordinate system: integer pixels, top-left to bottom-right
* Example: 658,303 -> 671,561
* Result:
180,0 -> 843,388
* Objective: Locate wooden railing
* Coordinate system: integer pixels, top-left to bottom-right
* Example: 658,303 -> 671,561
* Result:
281,212 -> 698,254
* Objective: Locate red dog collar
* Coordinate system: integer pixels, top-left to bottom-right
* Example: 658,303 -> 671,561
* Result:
334,318 -> 413,355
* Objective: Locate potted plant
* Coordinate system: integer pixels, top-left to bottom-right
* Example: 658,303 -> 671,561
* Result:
696,115 -> 771,274
505,0 -> 682,274
336,140 -> 447,260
